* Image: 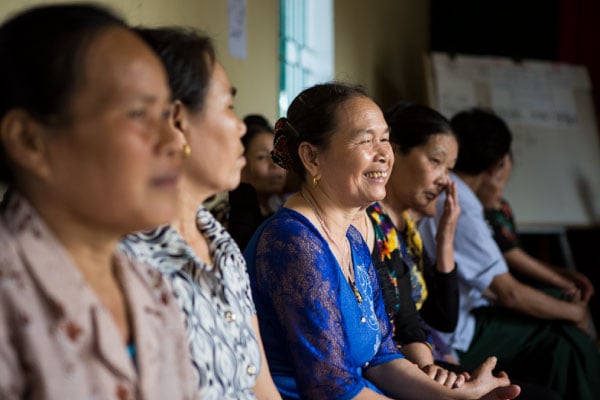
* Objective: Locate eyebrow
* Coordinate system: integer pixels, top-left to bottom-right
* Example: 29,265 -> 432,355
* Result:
136,94 -> 169,105
430,146 -> 448,156
356,126 -> 390,135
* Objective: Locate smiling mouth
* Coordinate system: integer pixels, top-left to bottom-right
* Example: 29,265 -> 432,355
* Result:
364,171 -> 388,179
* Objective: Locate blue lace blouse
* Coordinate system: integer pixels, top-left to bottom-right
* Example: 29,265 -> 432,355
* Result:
244,208 -> 403,399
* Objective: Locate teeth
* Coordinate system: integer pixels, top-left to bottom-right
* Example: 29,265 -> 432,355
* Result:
365,171 -> 387,179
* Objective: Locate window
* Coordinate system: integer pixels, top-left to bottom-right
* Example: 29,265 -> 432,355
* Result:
279,0 -> 334,115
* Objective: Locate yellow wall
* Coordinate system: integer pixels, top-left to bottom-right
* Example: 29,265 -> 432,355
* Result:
335,0 -> 430,110
0,0 -> 430,121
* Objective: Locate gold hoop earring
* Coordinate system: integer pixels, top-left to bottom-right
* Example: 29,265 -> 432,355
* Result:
312,176 -> 319,187
183,144 -> 191,158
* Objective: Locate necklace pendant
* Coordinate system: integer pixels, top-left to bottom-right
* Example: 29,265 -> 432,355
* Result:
350,281 -> 363,303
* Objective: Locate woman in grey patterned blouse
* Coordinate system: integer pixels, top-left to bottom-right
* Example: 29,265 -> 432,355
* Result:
120,27 -> 281,400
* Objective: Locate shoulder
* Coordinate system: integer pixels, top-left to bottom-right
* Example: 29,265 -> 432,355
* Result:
120,225 -> 189,274
260,207 -> 320,245
197,206 -> 246,264
251,209 -> 330,274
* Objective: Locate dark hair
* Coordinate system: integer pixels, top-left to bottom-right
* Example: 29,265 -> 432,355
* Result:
271,82 -> 369,177
384,102 -> 454,155
450,108 -> 512,175
0,3 -> 126,184
242,121 -> 274,152
244,114 -> 272,131
242,114 -> 273,151
134,26 -> 215,113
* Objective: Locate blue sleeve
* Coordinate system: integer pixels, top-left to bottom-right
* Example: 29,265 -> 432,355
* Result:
252,214 -> 368,400
453,209 -> 508,292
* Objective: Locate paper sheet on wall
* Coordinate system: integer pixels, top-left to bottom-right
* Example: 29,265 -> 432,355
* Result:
489,63 -> 577,129
430,52 -> 600,226
228,0 -> 247,59
431,53 -> 477,118
432,53 -> 580,129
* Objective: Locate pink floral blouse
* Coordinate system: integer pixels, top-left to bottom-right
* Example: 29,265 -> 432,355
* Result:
0,191 -> 198,400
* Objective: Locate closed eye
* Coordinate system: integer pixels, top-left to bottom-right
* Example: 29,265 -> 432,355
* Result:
128,109 -> 146,119
161,108 -> 171,121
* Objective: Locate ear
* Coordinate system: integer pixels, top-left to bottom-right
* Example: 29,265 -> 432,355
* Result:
298,141 -> 320,180
484,155 -> 508,183
490,154 -> 510,179
171,100 -> 190,146
0,109 -> 51,180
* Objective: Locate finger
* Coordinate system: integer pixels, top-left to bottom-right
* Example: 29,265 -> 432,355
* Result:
577,278 -> 595,302
452,373 -> 466,388
445,183 -> 456,206
495,370 -> 508,379
470,356 -> 498,382
423,365 -> 438,380
494,370 -> 511,386
434,368 -> 448,385
443,191 -> 454,213
428,369 -> 438,380
567,288 -> 582,303
481,356 -> 498,373
449,181 -> 458,202
443,372 -> 458,388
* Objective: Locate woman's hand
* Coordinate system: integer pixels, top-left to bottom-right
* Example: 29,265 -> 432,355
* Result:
435,180 -> 460,273
459,357 -> 521,400
421,364 -> 468,388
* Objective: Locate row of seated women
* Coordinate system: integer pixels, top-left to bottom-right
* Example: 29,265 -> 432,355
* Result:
0,3 -> 592,400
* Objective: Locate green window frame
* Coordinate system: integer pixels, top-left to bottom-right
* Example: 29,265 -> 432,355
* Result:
279,0 -> 334,116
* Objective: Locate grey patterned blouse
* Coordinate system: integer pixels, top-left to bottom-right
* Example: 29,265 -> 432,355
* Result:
121,207 -> 260,400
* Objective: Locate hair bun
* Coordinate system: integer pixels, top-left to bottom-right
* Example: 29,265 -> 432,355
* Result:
271,117 -> 299,171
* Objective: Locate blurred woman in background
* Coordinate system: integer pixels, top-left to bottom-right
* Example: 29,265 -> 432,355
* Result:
120,27 -> 281,399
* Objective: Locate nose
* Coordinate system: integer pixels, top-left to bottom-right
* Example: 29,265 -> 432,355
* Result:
436,169 -> 450,189
375,141 -> 393,164
238,116 -> 247,138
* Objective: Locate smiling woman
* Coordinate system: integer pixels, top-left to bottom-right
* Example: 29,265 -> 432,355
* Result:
243,83 -> 520,400
0,4 -> 196,399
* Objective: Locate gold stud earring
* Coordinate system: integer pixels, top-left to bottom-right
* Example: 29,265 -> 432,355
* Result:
183,144 -> 191,158
312,176 -> 319,187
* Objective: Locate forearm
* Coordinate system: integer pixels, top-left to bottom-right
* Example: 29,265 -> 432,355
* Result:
401,342 -> 435,368
503,248 -> 572,290
491,273 -> 585,322
364,358 -> 506,400
435,232 -> 456,273
420,268 -> 459,332
365,358 -> 455,400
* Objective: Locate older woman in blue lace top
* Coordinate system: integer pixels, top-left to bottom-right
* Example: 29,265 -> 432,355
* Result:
243,83 -> 520,400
